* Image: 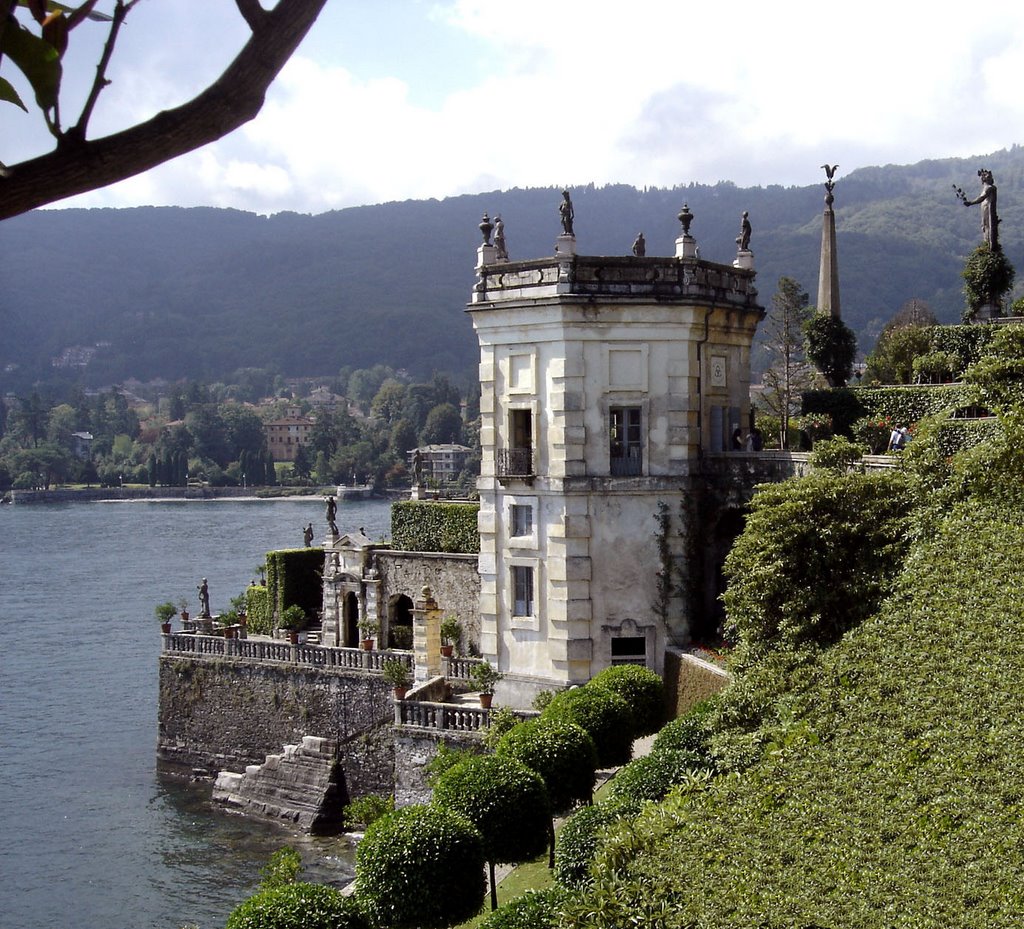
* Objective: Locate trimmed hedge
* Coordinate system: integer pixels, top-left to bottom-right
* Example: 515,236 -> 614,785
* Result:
356,804 -> 485,929
478,886 -> 572,929
588,665 -> 665,736
606,748 -> 714,804
225,882 -> 366,929
542,687 -> 636,768
390,501 -> 480,553
245,584 -> 272,635
554,797 -> 641,890
265,548 -> 323,623
496,717 -> 598,813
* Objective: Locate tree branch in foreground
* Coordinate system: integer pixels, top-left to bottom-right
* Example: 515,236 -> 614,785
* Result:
0,0 -> 327,220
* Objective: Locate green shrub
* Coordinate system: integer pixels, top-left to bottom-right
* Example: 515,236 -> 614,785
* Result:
804,314 -> 857,387
543,686 -> 636,768
722,470 -> 915,652
553,798 -> 640,890
390,501 -> 480,553
257,846 -> 301,889
962,243 -> 1015,319
477,886 -> 572,929
809,435 -> 864,472
356,804 -> 484,929
912,350 -> 958,383
588,665 -> 665,736
432,756 -> 550,868
496,717 -> 598,813
225,882 -> 365,929
651,700 -> 717,760
245,584 -> 272,635
800,387 -> 864,435
424,741 -> 477,786
607,748 -> 714,804
343,794 -> 394,830
482,706 -> 521,749
851,414 -> 893,454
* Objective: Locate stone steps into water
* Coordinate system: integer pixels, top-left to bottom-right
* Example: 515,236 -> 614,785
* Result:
212,735 -> 347,833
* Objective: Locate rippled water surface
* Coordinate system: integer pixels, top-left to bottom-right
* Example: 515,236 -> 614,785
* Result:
0,497 -> 392,929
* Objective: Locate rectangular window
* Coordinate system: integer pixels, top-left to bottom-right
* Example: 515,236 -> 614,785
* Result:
511,504 -> 533,537
611,636 -> 647,667
609,407 -> 642,476
512,566 -> 534,617
498,409 -> 534,477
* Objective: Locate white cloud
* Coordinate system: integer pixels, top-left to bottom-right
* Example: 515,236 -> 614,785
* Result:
10,0 -> 1023,213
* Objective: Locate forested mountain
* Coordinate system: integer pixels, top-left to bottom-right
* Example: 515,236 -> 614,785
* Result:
2,146 -> 1021,394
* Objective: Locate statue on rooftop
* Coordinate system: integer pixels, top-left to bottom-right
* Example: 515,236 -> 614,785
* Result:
955,168 -> 1000,251
632,232 -> 646,257
303,523 -> 314,547
736,211 -> 752,251
494,215 -> 508,259
559,190 -> 575,236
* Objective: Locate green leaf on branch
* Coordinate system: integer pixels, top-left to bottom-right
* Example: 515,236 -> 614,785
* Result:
1,16 -> 62,110
0,75 -> 29,111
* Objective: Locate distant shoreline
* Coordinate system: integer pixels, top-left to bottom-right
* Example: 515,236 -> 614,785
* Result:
6,487 -> 354,505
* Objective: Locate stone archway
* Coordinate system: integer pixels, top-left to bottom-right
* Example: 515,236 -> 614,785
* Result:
388,594 -> 414,649
343,591 -> 359,648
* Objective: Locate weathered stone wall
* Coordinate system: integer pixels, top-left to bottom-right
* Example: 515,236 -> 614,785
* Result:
393,728 -> 485,808
663,648 -> 731,718
375,551 -> 481,653
158,655 -> 395,797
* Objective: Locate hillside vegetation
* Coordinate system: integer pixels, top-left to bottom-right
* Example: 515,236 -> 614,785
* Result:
551,334 -> 1024,928
2,147 -> 1022,393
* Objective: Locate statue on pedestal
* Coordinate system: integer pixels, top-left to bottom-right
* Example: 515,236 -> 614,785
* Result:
559,190 -> 575,236
632,232 -> 646,257
955,168 -> 1000,250
197,578 -> 211,618
494,215 -> 508,259
303,523 -> 314,547
325,495 -> 338,537
736,211 -> 752,251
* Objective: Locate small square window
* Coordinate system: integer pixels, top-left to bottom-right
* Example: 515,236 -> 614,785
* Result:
511,504 -> 533,537
611,635 -> 646,667
512,566 -> 534,617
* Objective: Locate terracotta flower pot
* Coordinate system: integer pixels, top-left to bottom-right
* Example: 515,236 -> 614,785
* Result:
440,644 -> 454,658
361,638 -> 374,651
478,693 -> 493,709
160,622 -> 172,634
393,686 -> 408,701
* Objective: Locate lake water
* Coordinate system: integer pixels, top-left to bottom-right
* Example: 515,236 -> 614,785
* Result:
0,496 -> 393,929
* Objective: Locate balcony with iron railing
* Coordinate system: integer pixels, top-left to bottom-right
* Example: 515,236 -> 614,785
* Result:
496,447 -> 534,481
610,450 -> 643,476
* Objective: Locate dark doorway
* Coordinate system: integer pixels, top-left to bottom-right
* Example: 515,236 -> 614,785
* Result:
389,594 -> 414,649
696,508 -> 747,644
343,592 -> 359,648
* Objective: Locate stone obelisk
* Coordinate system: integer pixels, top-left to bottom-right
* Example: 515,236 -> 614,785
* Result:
817,164 -> 841,318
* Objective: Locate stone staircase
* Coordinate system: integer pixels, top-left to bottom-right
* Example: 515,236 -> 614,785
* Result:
212,735 -> 346,833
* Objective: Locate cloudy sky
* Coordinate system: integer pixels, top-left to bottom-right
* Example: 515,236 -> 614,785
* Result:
2,0 -> 1022,214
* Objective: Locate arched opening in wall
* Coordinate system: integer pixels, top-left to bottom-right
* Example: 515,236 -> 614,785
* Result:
389,594 -> 414,650
343,592 -> 359,648
696,507 -> 747,645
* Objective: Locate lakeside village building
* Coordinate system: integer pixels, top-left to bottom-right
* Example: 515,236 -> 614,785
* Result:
317,203 -> 766,705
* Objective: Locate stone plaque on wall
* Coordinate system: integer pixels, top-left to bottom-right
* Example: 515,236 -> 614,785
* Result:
710,354 -> 727,388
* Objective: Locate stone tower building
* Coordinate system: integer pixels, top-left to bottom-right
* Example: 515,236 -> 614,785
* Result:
468,207 -> 764,700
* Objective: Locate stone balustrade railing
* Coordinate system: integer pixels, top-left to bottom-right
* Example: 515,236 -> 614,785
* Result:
162,633 -> 414,673
444,655 -> 484,681
394,699 -> 492,732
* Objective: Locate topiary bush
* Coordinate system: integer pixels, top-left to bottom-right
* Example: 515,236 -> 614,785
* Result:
542,686 -> 636,768
962,243 -> 1016,320
355,804 -> 485,929
809,435 -> 864,472
225,882 -> 366,929
587,665 -> 665,737
804,314 -> 857,387
245,584 -> 272,635
553,797 -> 641,890
496,716 -> 598,813
432,755 -> 550,909
265,548 -> 323,623
477,886 -> 572,929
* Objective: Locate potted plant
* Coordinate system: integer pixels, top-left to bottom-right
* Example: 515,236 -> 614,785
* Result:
382,658 -> 412,700
359,618 -> 378,651
439,616 -> 461,657
155,601 -> 176,634
469,660 -> 504,709
177,597 -> 190,625
281,604 -> 306,644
